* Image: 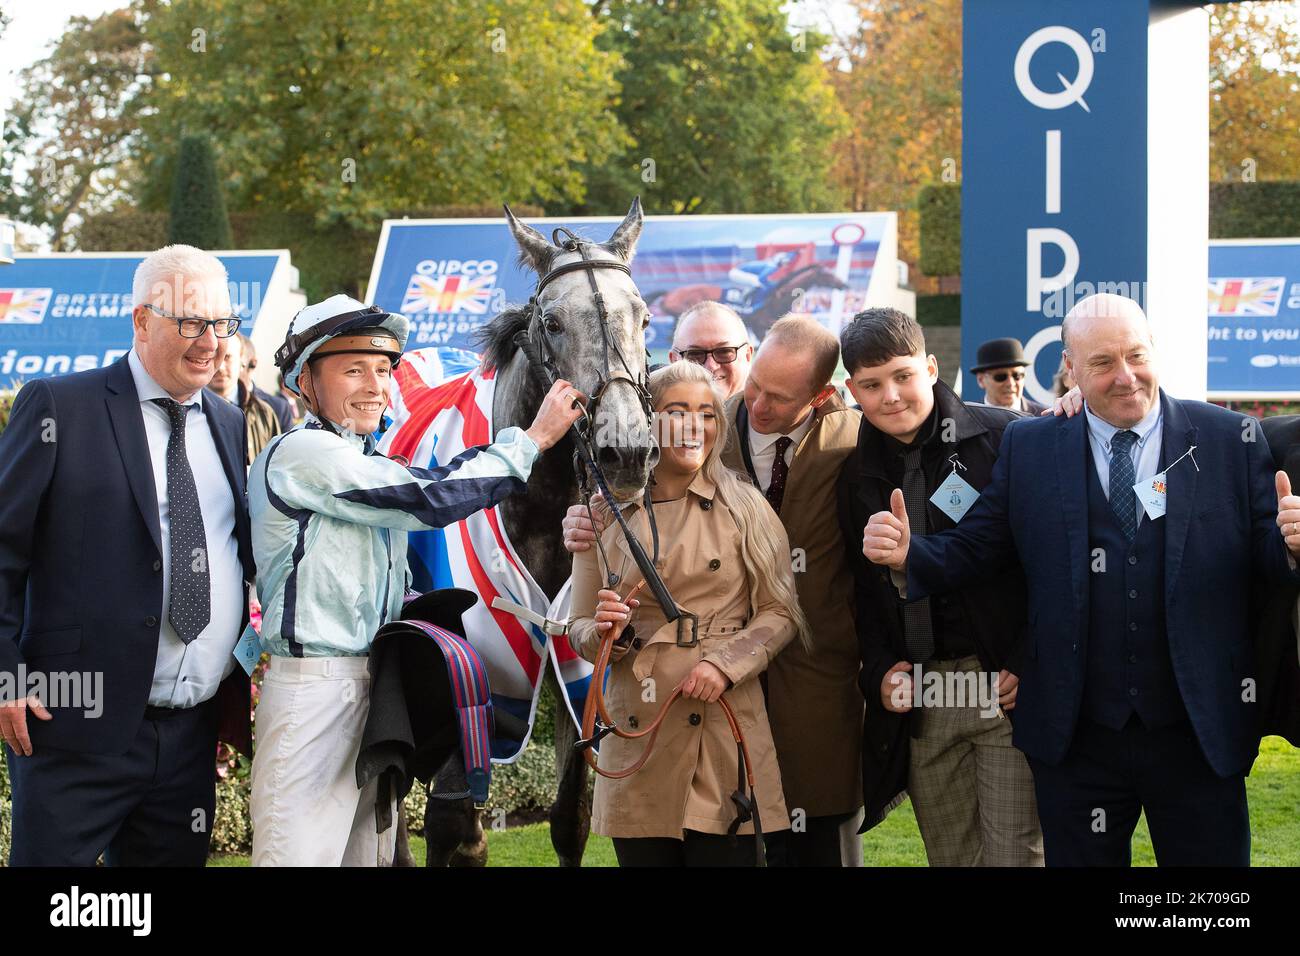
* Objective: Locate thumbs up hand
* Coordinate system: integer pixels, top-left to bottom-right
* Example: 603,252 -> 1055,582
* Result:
863,488 -> 911,570
1276,471 -> 1300,557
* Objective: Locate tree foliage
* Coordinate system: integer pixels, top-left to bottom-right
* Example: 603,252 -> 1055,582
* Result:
141,0 -> 626,226
169,134 -> 233,248
574,0 -> 848,215
0,5 -> 151,250
822,0 -> 961,263
1209,1 -> 1300,182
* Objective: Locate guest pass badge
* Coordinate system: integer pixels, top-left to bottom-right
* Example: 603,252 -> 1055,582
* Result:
1133,445 -> 1199,522
234,621 -> 263,676
930,455 -> 979,523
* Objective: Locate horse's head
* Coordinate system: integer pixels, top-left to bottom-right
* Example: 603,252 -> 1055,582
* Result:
504,199 -> 657,502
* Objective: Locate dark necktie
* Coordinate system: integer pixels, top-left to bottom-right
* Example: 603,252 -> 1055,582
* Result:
766,436 -> 793,513
153,398 -> 211,644
1109,429 -> 1139,541
900,447 -> 934,662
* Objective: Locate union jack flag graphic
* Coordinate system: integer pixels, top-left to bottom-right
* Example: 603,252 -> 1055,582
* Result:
378,347 -> 593,762
1208,277 -> 1285,317
401,272 -> 496,315
0,288 -> 52,324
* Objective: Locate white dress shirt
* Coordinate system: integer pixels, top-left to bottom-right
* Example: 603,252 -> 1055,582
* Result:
128,350 -> 244,708
1083,399 -> 1164,531
747,408 -> 815,493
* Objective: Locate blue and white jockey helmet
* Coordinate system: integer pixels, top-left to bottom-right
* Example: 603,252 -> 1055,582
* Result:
275,294 -> 409,395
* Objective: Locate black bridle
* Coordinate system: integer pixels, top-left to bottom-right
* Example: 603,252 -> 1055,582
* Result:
510,229 -> 695,658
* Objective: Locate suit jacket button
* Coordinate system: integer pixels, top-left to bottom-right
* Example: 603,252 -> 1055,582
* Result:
152,559 -> 162,572
145,615 -> 158,628
689,712 -> 701,726
708,559 -> 721,571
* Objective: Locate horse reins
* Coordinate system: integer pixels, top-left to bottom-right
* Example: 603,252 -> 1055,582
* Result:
510,229 -> 766,864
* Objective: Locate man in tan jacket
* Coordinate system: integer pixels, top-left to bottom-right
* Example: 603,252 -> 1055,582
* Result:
720,316 -> 864,866
564,316 -> 865,865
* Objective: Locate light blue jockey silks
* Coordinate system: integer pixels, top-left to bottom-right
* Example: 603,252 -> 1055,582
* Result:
249,414 -> 540,658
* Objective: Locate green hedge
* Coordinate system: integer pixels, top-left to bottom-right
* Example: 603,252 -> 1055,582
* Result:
1210,182 -> 1300,239
917,294 -> 961,326
917,183 -> 961,277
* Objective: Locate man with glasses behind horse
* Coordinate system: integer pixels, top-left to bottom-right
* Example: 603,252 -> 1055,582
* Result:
0,245 -> 257,866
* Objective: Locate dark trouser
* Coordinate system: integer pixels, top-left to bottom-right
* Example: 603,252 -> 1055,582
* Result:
613,831 -> 759,867
1028,716 -> 1250,867
764,811 -> 857,866
7,699 -> 219,866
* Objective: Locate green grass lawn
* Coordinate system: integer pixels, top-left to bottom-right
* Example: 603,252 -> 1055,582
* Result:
211,736 -> 1300,867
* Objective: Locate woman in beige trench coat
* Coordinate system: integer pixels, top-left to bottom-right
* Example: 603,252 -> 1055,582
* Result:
569,360 -> 809,867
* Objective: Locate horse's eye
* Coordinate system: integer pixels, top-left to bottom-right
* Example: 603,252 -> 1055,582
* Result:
641,314 -> 650,330
545,317 -> 563,335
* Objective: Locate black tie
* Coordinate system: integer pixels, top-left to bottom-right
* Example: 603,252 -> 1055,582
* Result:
766,436 -> 793,514
900,448 -> 934,662
153,398 -> 211,644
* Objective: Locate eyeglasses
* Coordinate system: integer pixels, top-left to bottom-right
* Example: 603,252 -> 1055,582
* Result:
678,344 -> 748,366
142,302 -> 241,339
991,370 -> 1026,383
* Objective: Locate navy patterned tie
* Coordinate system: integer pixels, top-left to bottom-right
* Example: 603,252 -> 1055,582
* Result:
1109,429 -> 1139,541
153,398 -> 211,643
766,436 -> 793,513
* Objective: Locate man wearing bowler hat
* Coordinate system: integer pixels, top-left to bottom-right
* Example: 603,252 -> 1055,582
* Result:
972,338 -> 1046,415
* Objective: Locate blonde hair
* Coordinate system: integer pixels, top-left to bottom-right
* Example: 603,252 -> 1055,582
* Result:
649,360 -> 811,650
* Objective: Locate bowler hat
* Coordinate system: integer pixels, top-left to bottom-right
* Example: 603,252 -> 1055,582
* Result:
971,337 -> 1029,374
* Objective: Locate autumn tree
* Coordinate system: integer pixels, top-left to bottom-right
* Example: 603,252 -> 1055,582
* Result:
0,4 -> 152,250
822,0 -> 962,264
140,0 -> 627,226
1209,1 -> 1300,182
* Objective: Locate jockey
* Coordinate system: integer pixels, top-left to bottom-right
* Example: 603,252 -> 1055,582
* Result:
247,294 -> 584,867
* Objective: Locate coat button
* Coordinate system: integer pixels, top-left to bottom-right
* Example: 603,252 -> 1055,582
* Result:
631,637 -> 643,650
708,559 -> 721,571
145,615 -> 158,628
689,712 -> 701,726
700,499 -> 712,511
628,714 -> 639,729
1127,556 -> 1137,566
152,559 -> 162,572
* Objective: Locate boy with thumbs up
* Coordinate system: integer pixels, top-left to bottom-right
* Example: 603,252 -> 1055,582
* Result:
834,308 -> 1044,866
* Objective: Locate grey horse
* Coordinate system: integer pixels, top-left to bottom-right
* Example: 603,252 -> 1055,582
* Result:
408,200 -> 656,866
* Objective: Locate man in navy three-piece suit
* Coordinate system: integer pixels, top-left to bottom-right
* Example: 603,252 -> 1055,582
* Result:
863,292 -> 1300,866
0,245 -> 254,866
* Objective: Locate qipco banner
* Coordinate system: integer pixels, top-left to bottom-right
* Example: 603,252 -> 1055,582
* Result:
963,0 -> 1209,403
0,251 -> 290,386
1208,239 -> 1300,398
366,213 -> 903,354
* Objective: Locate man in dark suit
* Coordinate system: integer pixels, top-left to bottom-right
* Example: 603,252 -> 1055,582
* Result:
0,244 -> 254,866
863,292 -> 1299,866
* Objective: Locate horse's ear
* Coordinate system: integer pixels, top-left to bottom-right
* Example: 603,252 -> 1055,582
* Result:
604,196 -> 643,264
504,204 -> 553,273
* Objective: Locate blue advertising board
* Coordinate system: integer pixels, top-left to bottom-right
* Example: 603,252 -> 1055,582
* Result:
0,252 -> 286,386
366,213 -> 897,354
1208,240 -> 1300,397
963,0 -> 1153,404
